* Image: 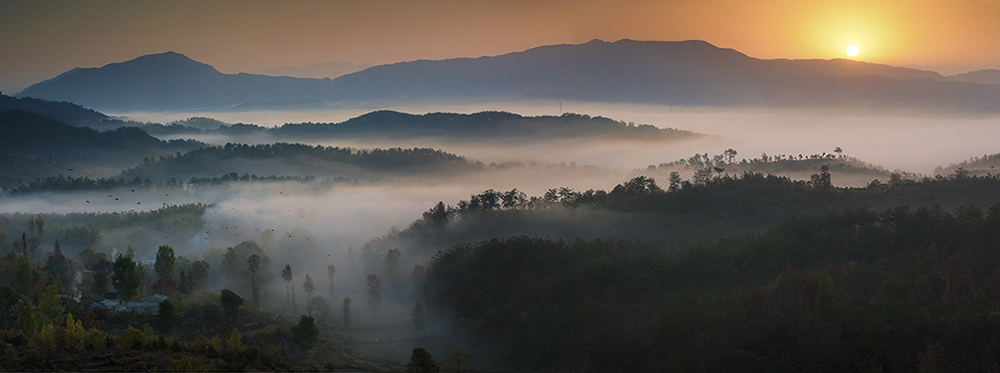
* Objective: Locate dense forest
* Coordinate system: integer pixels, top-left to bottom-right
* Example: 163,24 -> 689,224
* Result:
117,142 -> 484,181
424,202 -> 1000,371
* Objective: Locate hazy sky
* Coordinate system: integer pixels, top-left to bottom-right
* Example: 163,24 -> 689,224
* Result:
2,0 -> 1000,93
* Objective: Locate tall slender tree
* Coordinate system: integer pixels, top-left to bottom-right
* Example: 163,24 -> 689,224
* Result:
281,264 -> 294,310
303,273 -> 315,312
248,254 -> 260,307
327,264 -> 336,295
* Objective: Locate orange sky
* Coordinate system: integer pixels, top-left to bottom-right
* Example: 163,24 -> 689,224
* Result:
2,0 -> 999,93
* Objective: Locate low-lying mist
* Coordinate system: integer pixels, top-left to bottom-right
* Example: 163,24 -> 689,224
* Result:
119,100 -> 1000,176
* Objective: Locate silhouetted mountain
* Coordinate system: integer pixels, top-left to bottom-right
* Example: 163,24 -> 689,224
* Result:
15,52 -> 333,112
328,39 -> 956,105
250,60 -> 373,79
0,109 -> 202,185
17,41 -> 1000,111
948,69 -> 1000,85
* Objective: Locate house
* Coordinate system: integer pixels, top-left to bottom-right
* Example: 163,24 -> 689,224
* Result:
89,293 -> 169,315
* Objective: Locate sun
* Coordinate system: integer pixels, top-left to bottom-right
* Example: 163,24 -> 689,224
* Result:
846,45 -> 860,57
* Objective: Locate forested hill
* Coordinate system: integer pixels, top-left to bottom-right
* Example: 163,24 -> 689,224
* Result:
0,94 -> 107,125
0,109 -> 203,186
272,111 -> 697,141
148,110 -> 699,143
360,172 -> 1000,262
118,142 -> 484,181
382,173 -> 1000,370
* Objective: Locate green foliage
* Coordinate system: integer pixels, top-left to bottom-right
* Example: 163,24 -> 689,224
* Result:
155,245 -> 176,279
219,289 -> 243,323
441,348 -> 468,372
111,249 -> 142,301
14,296 -> 37,336
156,299 -> 180,333
168,356 -> 206,372
290,315 -> 319,352
407,347 -> 441,373
36,284 -> 65,326
118,325 -> 146,349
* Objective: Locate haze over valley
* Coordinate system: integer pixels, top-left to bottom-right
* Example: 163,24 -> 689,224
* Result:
4,1 -> 1000,371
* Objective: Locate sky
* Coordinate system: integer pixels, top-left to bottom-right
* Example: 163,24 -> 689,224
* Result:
2,0 -> 1000,94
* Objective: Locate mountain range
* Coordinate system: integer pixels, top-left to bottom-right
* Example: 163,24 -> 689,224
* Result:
15,39 -> 1000,112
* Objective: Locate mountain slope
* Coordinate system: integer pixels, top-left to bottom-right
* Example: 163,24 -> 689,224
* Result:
15,52 -> 334,112
0,109 -> 202,185
948,69 -> 1000,85
0,93 -> 107,124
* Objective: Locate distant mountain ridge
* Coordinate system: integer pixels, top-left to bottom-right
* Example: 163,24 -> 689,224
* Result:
16,52 -> 334,112
16,40 -> 1000,112
250,60 -> 373,79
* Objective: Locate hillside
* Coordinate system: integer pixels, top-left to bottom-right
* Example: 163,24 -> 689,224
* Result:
0,94 -> 107,125
0,109 -> 202,186
118,142 -> 484,181
16,40 -> 1000,112
15,52 -> 334,112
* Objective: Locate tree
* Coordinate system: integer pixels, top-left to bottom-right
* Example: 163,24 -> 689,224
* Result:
78,247 -> 109,271
303,273 -> 315,309
221,247 -> 240,282
220,289 -> 244,323
154,245 -> 176,279
155,299 -> 179,333
44,240 -> 70,283
190,260 -> 209,290
724,148 -> 738,164
290,315 -> 319,352
112,249 -> 143,301
385,248 -> 402,278
307,296 -> 331,322
281,264 -> 294,310
407,347 -> 441,373
92,271 -> 109,295
442,348 -> 469,373
343,296 -> 352,329
14,296 -> 37,337
693,167 -> 713,185
367,274 -> 382,314
412,301 -> 426,333
327,264 -> 336,295
810,164 -> 832,190
38,284 -> 65,326
346,247 -> 357,270
668,171 -> 683,192
248,254 -> 260,307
